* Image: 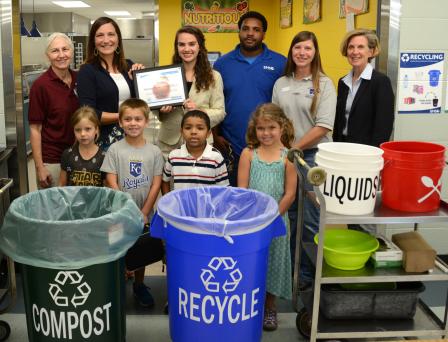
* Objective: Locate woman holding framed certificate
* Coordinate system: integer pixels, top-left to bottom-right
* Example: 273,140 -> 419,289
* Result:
157,26 -> 225,158
77,17 -> 143,150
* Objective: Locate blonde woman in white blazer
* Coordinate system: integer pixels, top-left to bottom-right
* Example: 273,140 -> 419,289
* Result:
157,26 -> 225,158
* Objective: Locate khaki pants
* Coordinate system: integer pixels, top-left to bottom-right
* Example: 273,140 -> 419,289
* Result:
158,138 -> 183,161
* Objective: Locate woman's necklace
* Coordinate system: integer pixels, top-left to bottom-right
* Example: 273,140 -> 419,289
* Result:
108,66 -> 119,74
185,69 -> 195,82
183,61 -> 195,82
294,67 -> 311,80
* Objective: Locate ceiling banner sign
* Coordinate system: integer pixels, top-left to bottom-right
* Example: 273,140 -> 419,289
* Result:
398,52 -> 444,114
181,0 -> 249,33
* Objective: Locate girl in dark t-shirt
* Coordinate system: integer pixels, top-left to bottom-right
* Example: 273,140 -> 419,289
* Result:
59,106 -> 106,186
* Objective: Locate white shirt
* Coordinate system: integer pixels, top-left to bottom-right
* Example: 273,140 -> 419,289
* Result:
109,72 -> 131,107
341,63 -> 373,136
163,143 -> 229,190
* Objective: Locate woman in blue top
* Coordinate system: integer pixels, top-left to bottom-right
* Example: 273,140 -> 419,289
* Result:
77,17 -> 143,150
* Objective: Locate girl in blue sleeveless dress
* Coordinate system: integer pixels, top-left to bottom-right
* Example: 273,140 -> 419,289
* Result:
238,103 -> 297,331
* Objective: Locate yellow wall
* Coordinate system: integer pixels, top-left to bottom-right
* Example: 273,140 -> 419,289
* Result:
13,0 -> 21,76
269,0 -> 378,84
159,0 -> 378,83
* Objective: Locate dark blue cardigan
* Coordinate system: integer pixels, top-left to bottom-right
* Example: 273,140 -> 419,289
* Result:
77,59 -> 135,148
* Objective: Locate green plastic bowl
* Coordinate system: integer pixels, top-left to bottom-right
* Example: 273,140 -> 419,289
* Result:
314,229 -> 379,270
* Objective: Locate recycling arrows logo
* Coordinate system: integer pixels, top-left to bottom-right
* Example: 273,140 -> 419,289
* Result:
401,53 -> 410,62
200,257 -> 243,294
49,271 -> 92,308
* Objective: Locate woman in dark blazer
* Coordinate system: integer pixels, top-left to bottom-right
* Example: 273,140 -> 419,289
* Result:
333,29 -> 394,147
77,17 -> 143,150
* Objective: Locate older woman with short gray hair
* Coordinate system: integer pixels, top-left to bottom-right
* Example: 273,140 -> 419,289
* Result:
29,32 -> 79,188
333,28 -> 394,147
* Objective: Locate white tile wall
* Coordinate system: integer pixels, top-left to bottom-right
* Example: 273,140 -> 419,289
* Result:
387,0 -> 448,253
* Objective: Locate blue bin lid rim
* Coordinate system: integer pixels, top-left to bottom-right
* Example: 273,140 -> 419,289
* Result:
157,212 -> 278,236
155,186 -> 280,237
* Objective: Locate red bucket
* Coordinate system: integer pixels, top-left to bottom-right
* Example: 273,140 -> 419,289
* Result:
380,141 -> 446,212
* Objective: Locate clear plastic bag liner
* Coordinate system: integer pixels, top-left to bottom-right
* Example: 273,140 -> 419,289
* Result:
0,187 -> 143,269
155,186 -> 280,240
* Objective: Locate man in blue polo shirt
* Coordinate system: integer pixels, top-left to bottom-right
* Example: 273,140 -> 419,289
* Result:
213,11 -> 286,186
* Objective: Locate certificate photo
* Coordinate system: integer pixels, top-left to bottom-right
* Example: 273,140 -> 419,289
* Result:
133,64 -> 188,109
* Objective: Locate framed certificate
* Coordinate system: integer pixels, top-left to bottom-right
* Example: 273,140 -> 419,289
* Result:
133,64 -> 188,110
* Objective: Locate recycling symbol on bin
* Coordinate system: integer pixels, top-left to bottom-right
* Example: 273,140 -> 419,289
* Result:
49,271 -> 92,308
401,53 -> 410,62
200,257 -> 243,294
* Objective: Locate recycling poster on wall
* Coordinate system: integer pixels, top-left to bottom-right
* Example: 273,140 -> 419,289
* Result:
446,76 -> 448,112
398,52 -> 444,114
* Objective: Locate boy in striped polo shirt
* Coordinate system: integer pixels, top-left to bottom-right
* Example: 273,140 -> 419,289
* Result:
161,110 -> 229,193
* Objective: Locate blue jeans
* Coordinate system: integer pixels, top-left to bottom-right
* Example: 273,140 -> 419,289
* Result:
289,149 -> 319,284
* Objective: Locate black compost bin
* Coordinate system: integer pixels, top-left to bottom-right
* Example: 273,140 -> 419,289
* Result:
0,187 -> 143,341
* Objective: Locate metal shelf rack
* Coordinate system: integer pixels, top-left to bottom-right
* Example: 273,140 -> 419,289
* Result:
304,189 -> 448,341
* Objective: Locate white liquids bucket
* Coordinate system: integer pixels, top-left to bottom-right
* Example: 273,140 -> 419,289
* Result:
316,143 -> 384,215
318,142 -> 383,161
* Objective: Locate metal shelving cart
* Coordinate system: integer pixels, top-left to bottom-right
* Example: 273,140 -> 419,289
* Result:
289,149 -> 448,342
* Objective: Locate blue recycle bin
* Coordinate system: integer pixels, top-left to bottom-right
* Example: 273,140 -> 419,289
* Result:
428,69 -> 441,87
151,186 -> 286,342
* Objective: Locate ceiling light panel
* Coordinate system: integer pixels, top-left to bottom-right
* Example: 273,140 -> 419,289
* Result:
104,11 -> 131,16
52,1 -> 90,8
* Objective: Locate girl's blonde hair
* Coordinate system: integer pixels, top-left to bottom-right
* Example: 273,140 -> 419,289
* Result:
71,106 -> 100,142
246,103 -> 295,149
